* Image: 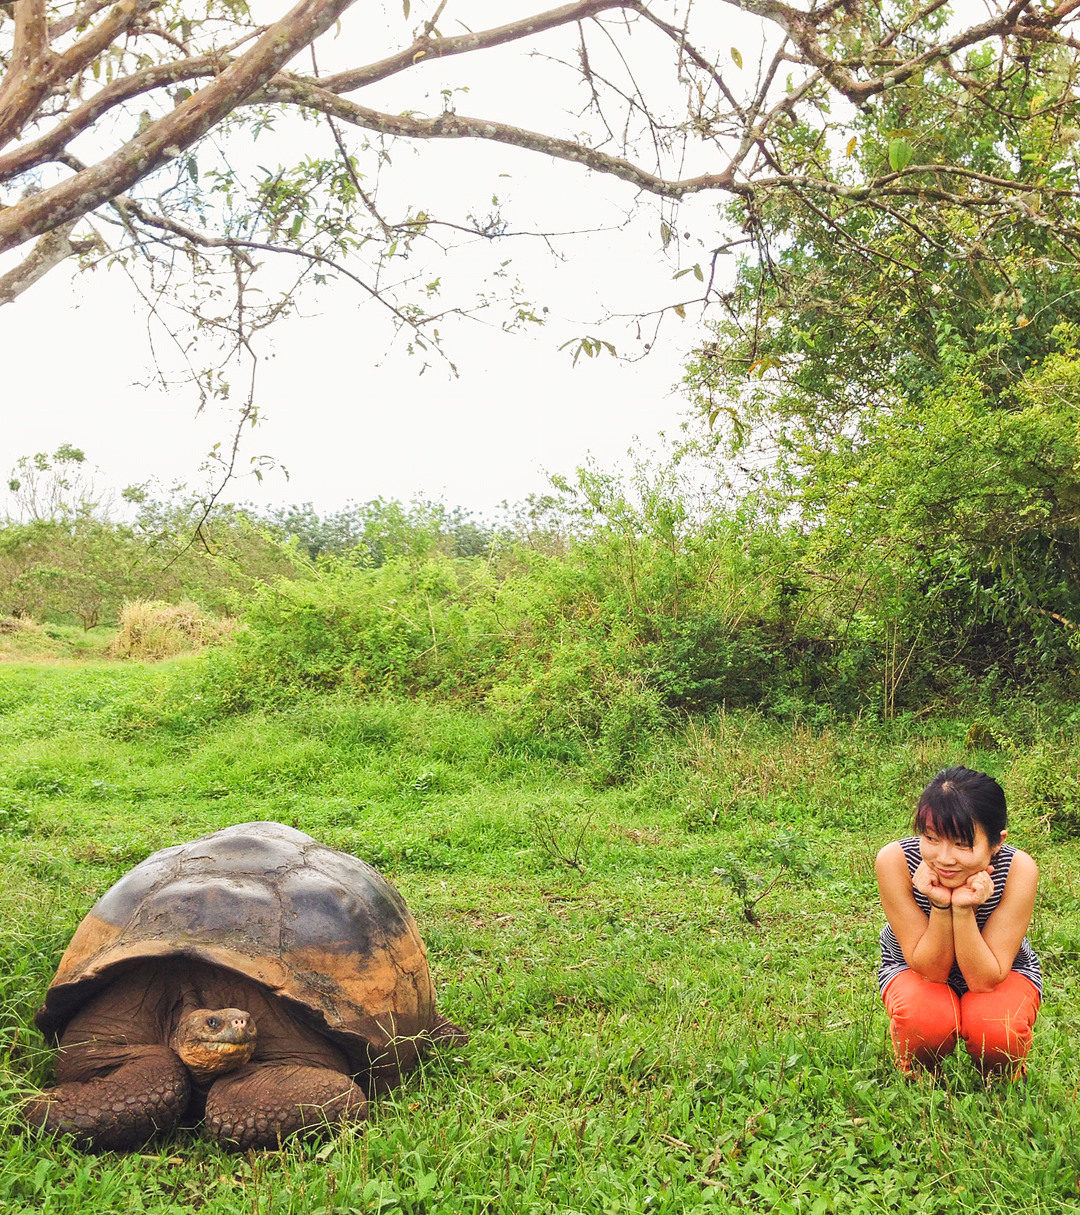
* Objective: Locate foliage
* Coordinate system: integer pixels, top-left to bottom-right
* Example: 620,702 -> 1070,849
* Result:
161,438 -> 1079,729
5,0 -> 1080,404
0,516 -> 141,630
681,28 -> 1080,710
0,458 -> 513,635
713,831 -> 827,926
5,447 -> 111,523
692,335 -> 1080,710
220,551 -> 505,703
0,499 -> 302,628
4,432 -> 1078,716
213,459 -> 849,731
262,498 -> 495,564
687,30 -> 1080,444
4,422 -> 1079,719
0,617 -> 114,663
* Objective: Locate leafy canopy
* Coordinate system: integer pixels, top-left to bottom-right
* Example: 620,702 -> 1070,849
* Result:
4,0 -> 1080,389
683,22 -> 1080,701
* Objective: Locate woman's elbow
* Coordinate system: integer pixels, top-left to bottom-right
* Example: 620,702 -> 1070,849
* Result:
965,970 -> 1009,994
912,961 -> 953,984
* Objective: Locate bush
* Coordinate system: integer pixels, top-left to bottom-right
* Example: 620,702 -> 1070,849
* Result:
222,555 -> 506,704
188,452 -> 1080,737
109,600 -> 237,661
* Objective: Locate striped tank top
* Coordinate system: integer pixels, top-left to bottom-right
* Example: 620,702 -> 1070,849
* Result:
878,837 -> 1041,996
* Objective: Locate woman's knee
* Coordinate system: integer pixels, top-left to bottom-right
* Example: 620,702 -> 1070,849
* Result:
960,975 -> 1039,1070
883,971 -> 961,1064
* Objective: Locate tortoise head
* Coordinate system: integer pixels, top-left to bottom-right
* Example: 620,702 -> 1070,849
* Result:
171,1007 -> 257,1081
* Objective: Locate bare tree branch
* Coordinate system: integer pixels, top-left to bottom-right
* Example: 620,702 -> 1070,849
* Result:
254,78 -> 743,196
0,218 -> 95,304
317,0 -> 640,94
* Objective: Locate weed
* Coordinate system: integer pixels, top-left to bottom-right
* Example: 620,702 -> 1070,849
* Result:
532,808 -> 592,873
713,831 -> 826,925
109,600 -> 236,661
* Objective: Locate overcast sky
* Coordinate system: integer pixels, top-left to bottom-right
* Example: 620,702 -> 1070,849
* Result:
1,2 -> 760,520
3,192 -> 718,520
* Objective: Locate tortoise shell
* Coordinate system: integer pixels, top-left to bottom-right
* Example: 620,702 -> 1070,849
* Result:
35,822 -> 438,1075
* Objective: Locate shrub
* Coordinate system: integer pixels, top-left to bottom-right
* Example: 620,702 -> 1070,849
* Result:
109,600 -> 237,661
0,615 -> 38,636
222,555 -> 506,703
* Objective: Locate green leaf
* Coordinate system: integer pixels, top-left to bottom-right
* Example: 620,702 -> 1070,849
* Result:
693,263 -> 704,282
748,355 -> 779,376
888,138 -> 914,172
674,303 -> 687,319
661,222 -> 672,249
731,47 -> 743,69
402,0 -> 410,16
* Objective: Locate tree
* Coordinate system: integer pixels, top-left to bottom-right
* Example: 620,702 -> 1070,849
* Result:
262,498 -> 494,563
5,444 -> 106,520
666,13 -> 1080,703
685,29 -> 1080,451
682,60 -> 1080,703
4,0 -> 1080,385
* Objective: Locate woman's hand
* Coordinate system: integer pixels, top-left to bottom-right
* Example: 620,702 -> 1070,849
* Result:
951,867 -> 994,910
913,861 -> 952,910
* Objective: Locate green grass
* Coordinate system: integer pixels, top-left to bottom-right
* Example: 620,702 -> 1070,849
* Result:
0,622 -> 116,663
2,662 -> 1080,1212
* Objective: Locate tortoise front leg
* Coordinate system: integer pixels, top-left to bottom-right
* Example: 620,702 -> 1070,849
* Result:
23,1044 -> 190,1151
204,1062 -> 368,1150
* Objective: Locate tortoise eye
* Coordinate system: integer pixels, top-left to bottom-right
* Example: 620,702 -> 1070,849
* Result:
206,1016 -> 220,1029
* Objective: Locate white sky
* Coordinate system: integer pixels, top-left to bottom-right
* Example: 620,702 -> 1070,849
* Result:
0,2 -> 767,520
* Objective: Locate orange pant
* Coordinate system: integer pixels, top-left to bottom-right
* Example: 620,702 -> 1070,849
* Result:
883,969 -> 1040,1073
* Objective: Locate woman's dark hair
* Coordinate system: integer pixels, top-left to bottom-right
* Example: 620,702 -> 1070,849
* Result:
914,767 -> 1007,848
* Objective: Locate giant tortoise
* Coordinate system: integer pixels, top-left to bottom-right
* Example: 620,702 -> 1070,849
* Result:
24,821 -> 464,1150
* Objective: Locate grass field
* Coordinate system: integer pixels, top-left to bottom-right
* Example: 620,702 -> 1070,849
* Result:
2,660 -> 1080,1213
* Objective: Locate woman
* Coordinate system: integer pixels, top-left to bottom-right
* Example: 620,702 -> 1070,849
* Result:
876,767 -> 1040,1076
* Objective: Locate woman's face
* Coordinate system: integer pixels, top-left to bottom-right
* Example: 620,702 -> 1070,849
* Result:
918,820 -> 1003,887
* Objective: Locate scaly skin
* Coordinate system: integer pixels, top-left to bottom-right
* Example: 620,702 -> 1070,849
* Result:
24,967 -> 258,1151
205,1062 -> 369,1149
26,962 -> 418,1150
23,1045 -> 191,1152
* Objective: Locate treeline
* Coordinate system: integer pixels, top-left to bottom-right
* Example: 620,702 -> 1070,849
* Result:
0,465 -> 499,630
5,428 -> 1079,745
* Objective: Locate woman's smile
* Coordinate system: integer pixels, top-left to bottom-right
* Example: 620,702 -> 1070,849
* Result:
918,818 -> 1001,887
